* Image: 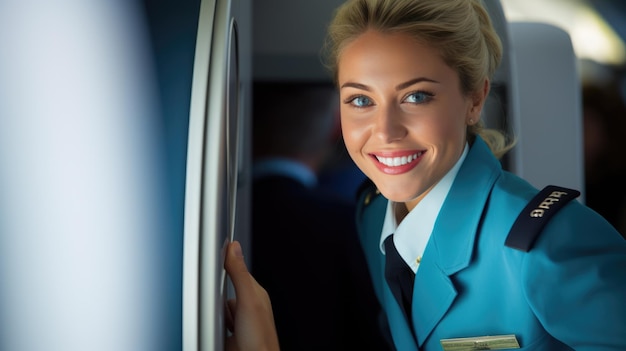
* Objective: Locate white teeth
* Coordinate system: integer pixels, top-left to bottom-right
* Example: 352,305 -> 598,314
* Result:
376,152 -> 422,166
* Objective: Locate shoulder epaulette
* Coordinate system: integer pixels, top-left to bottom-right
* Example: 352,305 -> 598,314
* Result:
505,185 -> 580,252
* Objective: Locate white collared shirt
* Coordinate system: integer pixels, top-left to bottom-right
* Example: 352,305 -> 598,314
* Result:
379,143 -> 469,273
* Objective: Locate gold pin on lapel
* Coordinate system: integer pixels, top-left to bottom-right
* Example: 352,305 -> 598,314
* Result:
363,188 -> 380,206
440,334 -> 520,350
364,192 -> 372,205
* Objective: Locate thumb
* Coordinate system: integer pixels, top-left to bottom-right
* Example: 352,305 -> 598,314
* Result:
224,240 -> 250,292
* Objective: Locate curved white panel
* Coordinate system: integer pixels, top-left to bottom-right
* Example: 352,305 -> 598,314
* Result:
183,1 -> 217,349
183,0 -> 250,350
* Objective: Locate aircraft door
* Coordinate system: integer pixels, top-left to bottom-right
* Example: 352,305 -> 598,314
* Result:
182,0 -> 251,350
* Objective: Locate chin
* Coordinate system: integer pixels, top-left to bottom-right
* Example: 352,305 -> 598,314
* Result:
376,187 -> 413,202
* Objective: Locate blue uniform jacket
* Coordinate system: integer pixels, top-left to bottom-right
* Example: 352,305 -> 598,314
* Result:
356,137 -> 626,351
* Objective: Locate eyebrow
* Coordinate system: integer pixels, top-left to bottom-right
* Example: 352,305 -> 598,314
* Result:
340,77 -> 439,91
396,77 -> 439,90
340,82 -> 371,91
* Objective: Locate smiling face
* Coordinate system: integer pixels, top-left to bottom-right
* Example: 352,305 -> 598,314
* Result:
338,30 -> 486,211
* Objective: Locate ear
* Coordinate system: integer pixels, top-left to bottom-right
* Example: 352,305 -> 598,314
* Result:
467,79 -> 490,125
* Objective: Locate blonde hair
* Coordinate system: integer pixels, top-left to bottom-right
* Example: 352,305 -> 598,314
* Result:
323,0 -> 515,158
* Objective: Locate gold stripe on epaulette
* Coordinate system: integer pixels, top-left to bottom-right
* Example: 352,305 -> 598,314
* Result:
364,188 -> 380,206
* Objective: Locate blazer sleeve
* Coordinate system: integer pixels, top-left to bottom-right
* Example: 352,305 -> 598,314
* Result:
521,200 -> 626,350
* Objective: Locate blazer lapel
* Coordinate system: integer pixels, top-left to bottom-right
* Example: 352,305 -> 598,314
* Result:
384,283 -> 419,350
411,137 -> 503,347
358,185 -> 419,349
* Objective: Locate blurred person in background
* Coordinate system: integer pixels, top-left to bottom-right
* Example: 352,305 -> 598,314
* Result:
250,81 -> 391,351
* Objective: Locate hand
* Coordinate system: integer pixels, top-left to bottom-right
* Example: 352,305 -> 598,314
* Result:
224,240 -> 280,351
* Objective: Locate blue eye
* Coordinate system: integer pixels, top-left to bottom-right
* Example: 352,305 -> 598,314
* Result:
405,91 -> 433,104
350,95 -> 372,108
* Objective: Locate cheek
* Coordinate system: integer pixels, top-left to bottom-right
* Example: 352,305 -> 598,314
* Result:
427,109 -> 466,139
340,115 -> 365,150
438,120 -> 464,139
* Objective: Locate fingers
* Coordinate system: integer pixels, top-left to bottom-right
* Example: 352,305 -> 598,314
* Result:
223,240 -> 280,351
224,241 -> 249,292
225,336 -> 239,351
224,241 -> 249,280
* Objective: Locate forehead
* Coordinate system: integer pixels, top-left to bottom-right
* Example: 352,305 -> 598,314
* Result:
337,30 -> 457,86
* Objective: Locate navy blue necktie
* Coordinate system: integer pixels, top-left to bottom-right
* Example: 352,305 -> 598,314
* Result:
384,235 -> 416,322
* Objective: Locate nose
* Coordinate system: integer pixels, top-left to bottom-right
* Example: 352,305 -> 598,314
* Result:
372,105 -> 407,143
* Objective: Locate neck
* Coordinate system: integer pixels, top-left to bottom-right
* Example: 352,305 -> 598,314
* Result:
394,202 -> 409,224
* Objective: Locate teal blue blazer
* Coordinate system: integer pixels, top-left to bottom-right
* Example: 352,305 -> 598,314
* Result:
356,137 -> 626,351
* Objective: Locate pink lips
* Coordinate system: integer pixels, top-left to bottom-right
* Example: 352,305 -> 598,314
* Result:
370,150 -> 425,175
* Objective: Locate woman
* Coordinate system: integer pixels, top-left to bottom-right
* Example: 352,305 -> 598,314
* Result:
226,0 -> 626,350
